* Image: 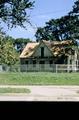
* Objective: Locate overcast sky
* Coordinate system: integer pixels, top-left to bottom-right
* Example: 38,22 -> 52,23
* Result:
3,0 -> 76,41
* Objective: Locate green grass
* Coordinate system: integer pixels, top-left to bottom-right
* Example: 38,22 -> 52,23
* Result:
0,72 -> 79,85
0,87 -> 30,93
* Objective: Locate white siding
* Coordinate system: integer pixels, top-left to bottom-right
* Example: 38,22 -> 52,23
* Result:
67,50 -> 78,71
33,42 -> 52,57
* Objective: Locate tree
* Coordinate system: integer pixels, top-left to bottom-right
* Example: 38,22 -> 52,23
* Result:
35,27 -> 49,42
0,0 -> 34,66
35,15 -> 78,43
0,32 -> 19,65
0,0 -> 34,28
0,29 -> 6,64
69,0 -> 79,40
35,0 -> 79,43
14,38 -> 31,52
0,38 -> 19,65
69,0 -> 79,15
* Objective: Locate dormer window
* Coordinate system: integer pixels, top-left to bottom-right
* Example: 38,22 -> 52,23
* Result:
41,47 -> 44,58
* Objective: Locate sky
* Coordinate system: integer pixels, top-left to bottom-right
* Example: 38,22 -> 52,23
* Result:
3,0 -> 76,41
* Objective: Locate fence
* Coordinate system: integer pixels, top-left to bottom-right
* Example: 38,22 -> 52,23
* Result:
0,64 -> 79,73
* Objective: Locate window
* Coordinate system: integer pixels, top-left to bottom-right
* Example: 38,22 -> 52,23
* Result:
25,61 -> 28,68
70,59 -> 72,64
64,57 -> 67,64
41,47 -> 44,58
76,60 -> 78,65
25,61 -> 28,64
33,60 -> 36,67
39,61 -> 45,64
49,60 -> 53,67
21,60 -> 25,64
39,61 -> 45,69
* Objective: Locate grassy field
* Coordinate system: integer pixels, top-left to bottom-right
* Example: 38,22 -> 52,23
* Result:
0,72 -> 79,85
0,88 -> 30,93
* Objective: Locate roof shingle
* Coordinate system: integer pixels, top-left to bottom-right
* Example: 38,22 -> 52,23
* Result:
20,40 -> 75,58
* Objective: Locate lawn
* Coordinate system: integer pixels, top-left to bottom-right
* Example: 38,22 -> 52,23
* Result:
0,72 -> 79,85
0,87 -> 30,93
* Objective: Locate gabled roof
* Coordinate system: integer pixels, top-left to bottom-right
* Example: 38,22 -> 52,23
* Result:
20,40 -> 75,58
20,42 -> 39,58
31,40 -> 54,57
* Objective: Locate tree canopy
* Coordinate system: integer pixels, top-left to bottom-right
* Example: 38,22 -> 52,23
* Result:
0,0 -> 35,66
35,0 -> 79,43
0,0 -> 34,28
69,0 -> 79,40
14,38 -> 32,52
0,36 -> 19,65
69,0 -> 79,15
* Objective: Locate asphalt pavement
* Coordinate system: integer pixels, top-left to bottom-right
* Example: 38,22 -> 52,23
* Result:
0,85 -> 79,101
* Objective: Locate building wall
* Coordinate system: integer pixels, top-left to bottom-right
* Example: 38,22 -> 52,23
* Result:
20,63 -> 56,72
20,58 -> 54,65
20,42 -> 79,72
33,42 -> 53,57
67,49 -> 78,71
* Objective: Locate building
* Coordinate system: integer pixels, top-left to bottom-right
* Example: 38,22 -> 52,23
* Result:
20,40 -> 79,72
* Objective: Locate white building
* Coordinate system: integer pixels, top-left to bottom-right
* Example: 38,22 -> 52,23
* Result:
20,40 -> 79,72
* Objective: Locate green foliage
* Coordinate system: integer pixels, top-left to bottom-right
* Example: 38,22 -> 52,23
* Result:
35,0 -> 79,42
35,16 -> 77,41
0,87 -> 30,93
69,0 -> 79,40
0,30 -> 32,65
69,0 -> 79,14
14,38 -> 31,44
0,36 -> 19,65
14,38 -> 32,52
0,72 -> 79,85
0,0 -> 34,65
0,0 -> 34,28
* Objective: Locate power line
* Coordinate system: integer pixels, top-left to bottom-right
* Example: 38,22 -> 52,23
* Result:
30,8 -> 72,17
29,19 -> 38,31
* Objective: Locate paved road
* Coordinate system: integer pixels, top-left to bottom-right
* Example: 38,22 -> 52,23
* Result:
0,85 -> 79,101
